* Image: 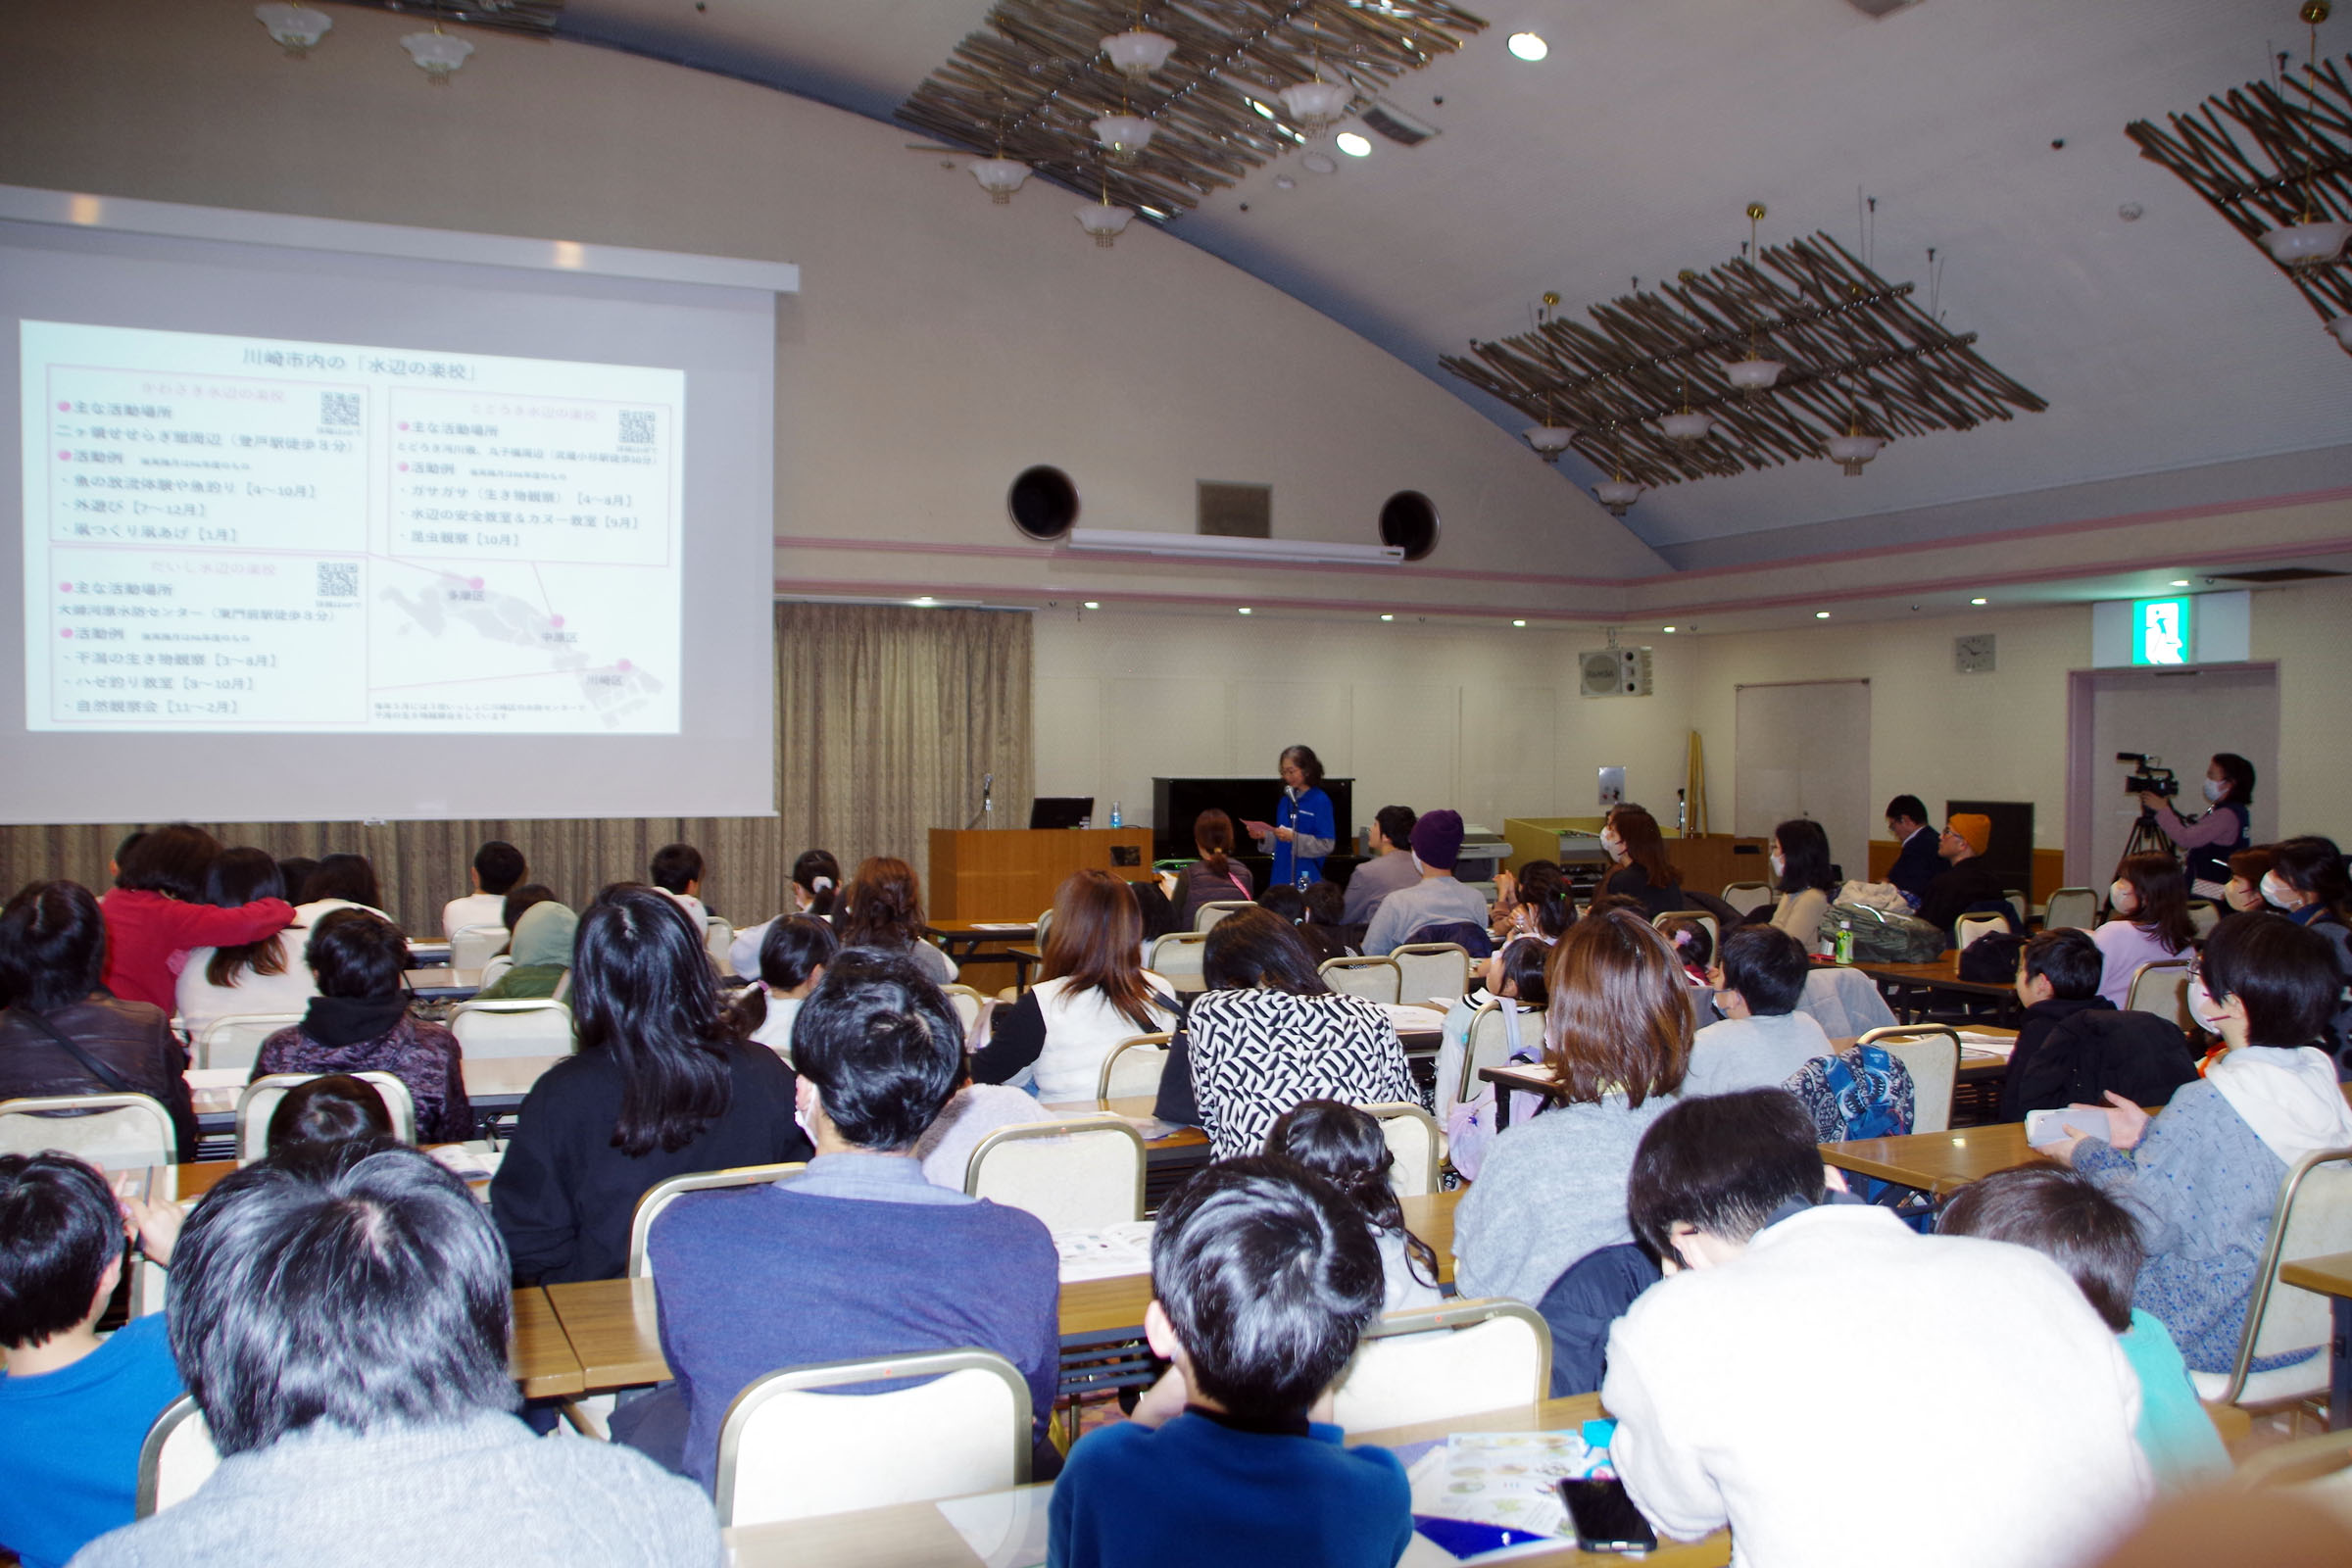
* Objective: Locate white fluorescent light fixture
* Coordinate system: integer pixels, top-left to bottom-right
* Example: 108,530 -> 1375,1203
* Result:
1379,613 -> 1395,621
1507,31 -> 1547,61
1064,528 -> 1405,566
1512,618 -> 1527,627
1083,601 -> 1101,609
1970,597 -> 1987,606
1335,131 -> 1373,158
1814,611 -> 1831,619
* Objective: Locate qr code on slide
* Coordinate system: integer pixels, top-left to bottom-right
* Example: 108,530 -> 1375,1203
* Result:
319,392 -> 361,427
317,562 -> 359,599
618,410 -> 656,445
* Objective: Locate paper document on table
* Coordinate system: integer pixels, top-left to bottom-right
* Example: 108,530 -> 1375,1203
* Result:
969,922 -> 1033,931
1383,1003 -> 1448,1029
1955,1032 -> 2017,1058
429,1145 -> 505,1182
937,1486 -> 1053,1568
1055,1219 -> 1154,1282
1405,1430 -> 1614,1544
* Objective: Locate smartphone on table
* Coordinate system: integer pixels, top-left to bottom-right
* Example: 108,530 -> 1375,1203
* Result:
1557,1477 -> 1658,1553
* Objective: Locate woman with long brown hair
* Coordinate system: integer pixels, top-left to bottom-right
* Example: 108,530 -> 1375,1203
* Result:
2088,853 -> 2197,1009
1177,808 -> 1255,924
1451,906 -> 1691,1303
972,869 -> 1178,1101
834,855 -> 956,985
1601,804 -> 1689,919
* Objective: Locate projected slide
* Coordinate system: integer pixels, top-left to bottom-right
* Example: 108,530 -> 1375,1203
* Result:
22,320 -> 684,734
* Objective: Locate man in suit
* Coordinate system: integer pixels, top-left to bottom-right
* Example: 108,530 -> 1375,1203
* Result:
1884,795 -> 1941,909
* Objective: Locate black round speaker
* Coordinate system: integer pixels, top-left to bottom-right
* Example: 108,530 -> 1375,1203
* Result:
1007,466 -> 1080,541
1379,490 -> 1440,561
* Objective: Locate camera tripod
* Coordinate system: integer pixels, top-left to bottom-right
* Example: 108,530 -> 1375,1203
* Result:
2115,808 -> 2178,881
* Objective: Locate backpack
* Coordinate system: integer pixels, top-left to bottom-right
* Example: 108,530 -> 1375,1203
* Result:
1824,901 -> 1944,963
1787,1045 -> 1918,1209
1957,931 -> 2029,984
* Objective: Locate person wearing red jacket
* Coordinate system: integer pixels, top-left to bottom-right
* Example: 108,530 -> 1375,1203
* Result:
98,824 -> 292,1012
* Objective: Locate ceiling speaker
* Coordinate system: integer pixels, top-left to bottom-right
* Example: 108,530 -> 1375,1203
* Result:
1579,648 -> 1652,698
1379,491 -> 1441,561
1007,466 -> 1079,540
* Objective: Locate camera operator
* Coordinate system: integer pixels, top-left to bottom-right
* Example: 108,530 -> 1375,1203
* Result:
2137,753 -> 2255,901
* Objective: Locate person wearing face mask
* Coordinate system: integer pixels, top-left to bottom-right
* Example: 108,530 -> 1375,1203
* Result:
2219,849 -> 2275,924
2139,754 -> 2256,902
2257,836 -> 2352,1059
2090,854 -> 2198,1010
1601,804 -> 1690,920
2052,913 -> 2352,1377
1763,818 -> 1839,954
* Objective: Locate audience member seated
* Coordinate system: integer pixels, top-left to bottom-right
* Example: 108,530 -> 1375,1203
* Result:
1917,813 -> 2013,944
1298,879 -> 1353,961
732,912 -> 837,1062
498,884 -> 559,949
973,869 -> 1178,1101
2259,836 -> 2352,1054
1685,926 -> 1833,1097
1763,818 -> 1838,953
1339,805 -> 1420,927
264,1072 -> 395,1154
441,839 -> 525,941
2058,912 -> 2352,1375
1157,909 -> 1416,1160
2001,930 -> 2198,1123
725,848 -> 840,977
0,1152 -> 184,1568
1882,794 -> 1940,910
172,847 -> 317,1043
0,881 -> 197,1160
628,949 -> 1060,1488
649,842 -> 710,928
98,823 -> 292,1013
1938,1167 -> 2230,1492
834,856 -> 957,986
1362,809 -> 1490,957
2221,847 -> 2274,921
73,1143 -> 721,1564
1603,1090 -> 2150,1568
1599,805 -> 1688,920
1535,1242 -> 1661,1398
1256,884 -> 1348,965
914,1071 -> 1051,1191
490,885 -> 811,1285
271,857 -> 317,906
297,852 -> 389,919
1438,937 -> 1550,1179
1048,1157 -> 1410,1568
1492,858 -> 1573,944
1451,908 -> 1690,1304
1264,1100 -> 1443,1311
253,909 -> 471,1145
1658,914 -> 1712,988
2093,854 -> 2197,1008
471,899 -> 577,1002
1177,809 -> 1254,925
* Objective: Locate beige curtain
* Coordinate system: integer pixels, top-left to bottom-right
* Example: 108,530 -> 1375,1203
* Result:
0,604 -> 1033,936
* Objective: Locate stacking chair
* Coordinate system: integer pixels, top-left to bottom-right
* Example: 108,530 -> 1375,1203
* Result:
627,1162 -> 808,1277
194,1011 -> 304,1072
1952,912 -> 2009,953
1193,900 -> 1254,933
1318,956 -> 1402,1006
1096,1033 -> 1172,1108
1721,880 -> 1774,918
2042,887 -> 2100,932
941,984 -> 988,1040
0,1093 -> 177,1170
449,998 -> 575,1060
705,917 -> 736,974
2191,1149 -> 2352,1410
713,1348 -> 1033,1527
1359,1102 -> 1442,1197
2125,960 -> 2192,1030
1453,1001 -> 1526,1111
1330,1300 -> 1551,1434
1147,931 -> 1209,994
963,1114 -> 1146,1233
475,954 -> 515,993
1391,943 -> 1473,1006
237,1072 -> 415,1160
135,1396 -> 219,1518
448,923 -> 508,971
1652,909 -> 1720,953
1856,1025 -> 1961,1135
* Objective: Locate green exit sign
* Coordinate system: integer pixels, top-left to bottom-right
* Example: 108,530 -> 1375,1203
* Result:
2130,596 -> 2193,665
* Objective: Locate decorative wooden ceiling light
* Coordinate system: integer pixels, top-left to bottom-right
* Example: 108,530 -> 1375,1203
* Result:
1440,233 -> 2045,503
897,0 -> 1488,224
2128,3 -> 2352,352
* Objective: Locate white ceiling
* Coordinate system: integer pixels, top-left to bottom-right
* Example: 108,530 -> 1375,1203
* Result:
560,0 -> 2352,561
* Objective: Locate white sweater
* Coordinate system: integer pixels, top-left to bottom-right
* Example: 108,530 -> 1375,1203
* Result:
1025,974 -> 1177,1103
174,928 -> 318,1040
1603,1205 -> 2150,1568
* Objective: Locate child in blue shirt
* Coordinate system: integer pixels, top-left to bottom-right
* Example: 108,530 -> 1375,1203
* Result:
1049,1154 -> 1413,1568
1937,1165 -> 2230,1490
0,1153 -> 185,1568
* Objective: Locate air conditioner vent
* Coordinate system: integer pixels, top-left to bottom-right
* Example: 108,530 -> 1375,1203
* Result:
1359,101 -> 1438,146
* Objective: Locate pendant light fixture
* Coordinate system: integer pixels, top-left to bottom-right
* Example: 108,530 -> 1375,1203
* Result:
2259,4 -> 2352,268
1724,205 -> 1787,390
1102,28 -> 1177,79
1280,21 -> 1352,130
1825,415 -> 1886,476
970,139 -> 1031,204
1076,171 -> 1136,248
1523,395 -> 1574,460
254,3 -> 331,56
402,24 -> 473,81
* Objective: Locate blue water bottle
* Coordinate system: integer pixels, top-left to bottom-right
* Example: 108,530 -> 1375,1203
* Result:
1108,801 -> 1122,828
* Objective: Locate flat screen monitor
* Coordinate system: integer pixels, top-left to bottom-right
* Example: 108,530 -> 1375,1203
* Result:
1028,796 -> 1093,830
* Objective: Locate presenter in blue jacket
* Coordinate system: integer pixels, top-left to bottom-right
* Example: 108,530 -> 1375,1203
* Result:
1252,745 -> 1335,889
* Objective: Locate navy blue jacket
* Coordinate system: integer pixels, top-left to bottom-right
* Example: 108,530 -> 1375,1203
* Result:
1886,826 -> 1943,906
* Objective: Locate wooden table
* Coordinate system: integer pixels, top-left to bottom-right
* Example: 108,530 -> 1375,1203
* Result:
1850,956 -> 2020,1025
402,965 -> 483,1002
2279,1250 -> 2352,1432
510,1286 -> 585,1397
723,1395 -> 1731,1568
1819,1120 -> 2047,1198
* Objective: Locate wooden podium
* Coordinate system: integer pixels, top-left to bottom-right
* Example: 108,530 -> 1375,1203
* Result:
928,828 -> 1153,921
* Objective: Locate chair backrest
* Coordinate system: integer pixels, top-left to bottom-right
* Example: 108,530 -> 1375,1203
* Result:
0,1094 -> 177,1170
1360,1102 -> 1441,1198
713,1349 -> 1032,1528
2214,1151 -> 2352,1404
1651,909 -> 1720,953
1720,880 -> 1774,917
1391,943 -> 1472,1006
1318,956 -> 1401,1005
2185,900 -> 2222,938
941,984 -> 986,1037
2042,887 -> 2100,932
1456,1002 -> 1524,1108
448,923 -> 509,970
1856,1026 -> 1960,1134
963,1114 -> 1146,1233
449,998 -> 576,1060
135,1395 -> 219,1517
195,1011 -> 306,1072
2125,960 -> 2191,1029
627,1161 -> 808,1278
1330,1300 -> 1552,1434
236,1072 -> 416,1160
1193,900 -> 1254,933
705,917 -> 736,972
1952,913 -> 2008,953
1096,1033 -> 1172,1107
962,996 -> 1001,1054
476,954 -> 515,993
1147,931 -> 1209,993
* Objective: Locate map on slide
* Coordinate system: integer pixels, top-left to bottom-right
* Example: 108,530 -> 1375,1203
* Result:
22,320 -> 684,734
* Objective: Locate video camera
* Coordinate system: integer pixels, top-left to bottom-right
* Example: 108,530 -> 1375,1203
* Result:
2118,753 -> 2178,798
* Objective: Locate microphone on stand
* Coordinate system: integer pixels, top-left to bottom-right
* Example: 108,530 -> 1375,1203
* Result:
971,772 -> 995,830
